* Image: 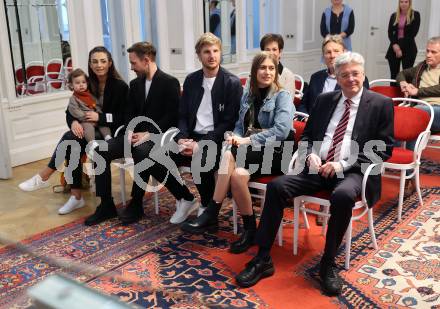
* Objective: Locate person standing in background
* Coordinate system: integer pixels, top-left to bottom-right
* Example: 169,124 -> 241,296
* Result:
320,0 -> 355,51
386,0 -> 420,80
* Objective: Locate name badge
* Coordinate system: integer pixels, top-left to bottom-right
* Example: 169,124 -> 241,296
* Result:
219,104 -> 224,112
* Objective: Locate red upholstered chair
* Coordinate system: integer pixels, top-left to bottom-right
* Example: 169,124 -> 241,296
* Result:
15,65 -> 26,96
25,61 -> 46,95
369,79 -> 403,99
293,74 -> 304,108
383,98 -> 433,221
231,112 -> 309,246
45,58 -> 64,91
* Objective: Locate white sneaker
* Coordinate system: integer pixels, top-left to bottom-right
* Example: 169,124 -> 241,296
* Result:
170,198 -> 198,224
197,206 -> 207,217
18,174 -> 50,192
58,196 -> 85,215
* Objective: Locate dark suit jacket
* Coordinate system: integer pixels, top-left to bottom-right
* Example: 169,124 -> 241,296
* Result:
299,69 -> 369,114
176,67 -> 242,144
66,77 -> 129,134
386,11 -> 420,61
126,69 -> 180,134
301,89 -> 394,206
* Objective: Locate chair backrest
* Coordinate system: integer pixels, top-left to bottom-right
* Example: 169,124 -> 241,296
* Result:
237,72 -> 250,87
46,58 -> 63,79
293,112 -> 309,143
369,79 -> 403,99
391,98 -> 433,159
26,61 -> 45,80
64,57 -> 73,74
293,74 -> 304,93
15,66 -> 24,83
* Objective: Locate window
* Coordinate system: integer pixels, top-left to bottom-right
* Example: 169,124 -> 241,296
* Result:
4,0 -> 72,97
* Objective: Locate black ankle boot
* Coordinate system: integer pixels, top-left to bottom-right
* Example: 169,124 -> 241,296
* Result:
180,200 -> 221,234
84,199 -> 118,226
229,229 -> 256,254
229,214 -> 256,254
119,199 -> 144,224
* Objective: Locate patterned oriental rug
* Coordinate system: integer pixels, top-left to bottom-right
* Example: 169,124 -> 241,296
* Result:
1,184 -> 440,308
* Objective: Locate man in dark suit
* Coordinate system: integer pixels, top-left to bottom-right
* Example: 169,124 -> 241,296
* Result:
172,32 -> 242,229
235,52 -> 394,296
85,42 -> 189,226
299,35 -> 369,115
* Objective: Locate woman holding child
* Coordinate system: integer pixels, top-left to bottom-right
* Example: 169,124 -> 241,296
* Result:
181,52 -> 295,254
19,46 -> 128,215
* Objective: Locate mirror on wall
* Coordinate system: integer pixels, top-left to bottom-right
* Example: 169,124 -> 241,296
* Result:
4,0 -> 71,97
204,0 -> 236,64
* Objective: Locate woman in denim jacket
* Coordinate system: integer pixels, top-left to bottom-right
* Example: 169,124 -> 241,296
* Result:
184,52 -> 295,253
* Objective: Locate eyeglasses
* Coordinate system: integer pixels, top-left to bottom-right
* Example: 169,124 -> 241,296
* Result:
338,71 -> 364,79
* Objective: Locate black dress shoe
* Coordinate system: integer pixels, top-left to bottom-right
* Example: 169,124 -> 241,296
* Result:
84,202 -> 118,226
319,264 -> 343,295
119,200 -> 144,224
235,256 -> 274,288
229,229 -> 255,254
180,210 -> 218,234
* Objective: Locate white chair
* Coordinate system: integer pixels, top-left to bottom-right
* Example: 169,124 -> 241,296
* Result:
45,58 -> 65,91
292,162 -> 380,270
383,98 -> 433,221
112,126 -> 177,215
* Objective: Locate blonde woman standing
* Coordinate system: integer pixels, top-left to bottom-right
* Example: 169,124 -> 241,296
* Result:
386,0 -> 420,79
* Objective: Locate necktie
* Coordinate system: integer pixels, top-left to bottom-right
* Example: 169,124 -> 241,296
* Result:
326,99 -> 352,162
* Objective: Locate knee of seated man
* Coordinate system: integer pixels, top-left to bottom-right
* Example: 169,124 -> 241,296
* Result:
266,175 -> 290,197
330,189 -> 357,209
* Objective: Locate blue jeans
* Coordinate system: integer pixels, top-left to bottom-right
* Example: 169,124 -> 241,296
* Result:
406,103 -> 440,151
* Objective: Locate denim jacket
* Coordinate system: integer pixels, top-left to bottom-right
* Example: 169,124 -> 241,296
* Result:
233,85 -> 295,145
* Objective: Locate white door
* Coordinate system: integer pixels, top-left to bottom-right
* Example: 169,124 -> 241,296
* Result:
365,0 -> 431,81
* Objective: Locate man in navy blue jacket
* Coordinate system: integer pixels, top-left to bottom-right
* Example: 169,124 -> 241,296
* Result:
299,35 -> 369,115
171,32 -> 242,226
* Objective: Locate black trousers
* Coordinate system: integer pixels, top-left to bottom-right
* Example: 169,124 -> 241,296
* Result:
47,130 -> 88,189
95,135 -> 192,202
387,52 -> 417,80
172,134 -> 222,207
255,171 -> 362,266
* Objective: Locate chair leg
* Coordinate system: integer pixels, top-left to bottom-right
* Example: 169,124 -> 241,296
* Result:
398,170 -> 406,221
151,177 -> 159,215
277,222 -> 283,246
344,220 -> 353,270
119,167 -> 126,206
321,205 -> 330,236
232,199 -> 238,235
414,167 -> 424,207
293,198 -> 300,255
368,208 -> 378,250
302,201 -> 310,229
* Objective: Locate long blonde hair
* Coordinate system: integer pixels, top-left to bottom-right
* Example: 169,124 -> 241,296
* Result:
394,0 -> 414,25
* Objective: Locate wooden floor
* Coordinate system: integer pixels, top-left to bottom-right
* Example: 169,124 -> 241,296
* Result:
0,159 -> 133,244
